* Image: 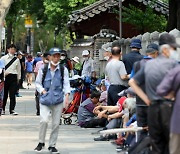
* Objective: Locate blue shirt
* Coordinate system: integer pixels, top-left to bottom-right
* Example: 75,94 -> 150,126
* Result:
26,61 -> 33,73
33,57 -> 42,66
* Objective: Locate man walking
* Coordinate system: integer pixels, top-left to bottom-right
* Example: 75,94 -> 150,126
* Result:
34,53 -> 50,115
34,47 -> 70,153
1,44 -> 21,115
106,46 -> 128,106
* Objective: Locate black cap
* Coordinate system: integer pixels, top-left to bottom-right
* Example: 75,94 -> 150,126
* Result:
159,33 -> 180,48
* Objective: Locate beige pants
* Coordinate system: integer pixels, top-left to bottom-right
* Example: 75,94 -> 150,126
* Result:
169,133 -> 180,154
39,103 -> 63,147
26,72 -> 32,84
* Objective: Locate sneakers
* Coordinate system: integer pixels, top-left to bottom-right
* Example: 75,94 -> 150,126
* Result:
1,110 -> 5,115
48,147 -> 59,154
34,143 -> 45,152
10,110 -> 18,115
16,93 -> 22,97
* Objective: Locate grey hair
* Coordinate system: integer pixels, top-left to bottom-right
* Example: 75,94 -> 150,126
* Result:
159,44 -> 171,53
124,98 -> 136,115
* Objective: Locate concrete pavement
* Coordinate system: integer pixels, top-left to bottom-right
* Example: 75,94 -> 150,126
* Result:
0,83 -> 117,154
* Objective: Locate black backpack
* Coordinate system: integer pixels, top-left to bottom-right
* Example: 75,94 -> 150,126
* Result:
42,63 -> 64,88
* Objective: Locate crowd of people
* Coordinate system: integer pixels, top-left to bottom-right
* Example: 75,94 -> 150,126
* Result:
0,33 -> 179,154
77,33 -> 180,154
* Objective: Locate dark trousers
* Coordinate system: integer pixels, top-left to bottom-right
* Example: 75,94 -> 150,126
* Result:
35,90 -> 40,114
107,85 -> 126,106
19,71 -> 24,88
136,105 -> 148,139
83,118 -> 107,128
3,74 -> 17,113
148,101 -> 172,154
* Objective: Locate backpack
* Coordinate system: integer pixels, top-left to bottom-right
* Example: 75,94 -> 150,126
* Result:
42,63 -> 64,88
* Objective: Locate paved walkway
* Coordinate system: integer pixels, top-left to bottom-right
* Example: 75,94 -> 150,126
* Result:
0,82 -> 117,154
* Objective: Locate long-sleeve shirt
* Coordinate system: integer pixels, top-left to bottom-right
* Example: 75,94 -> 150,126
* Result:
1,54 -> 21,80
35,63 -> 70,95
81,58 -> 95,77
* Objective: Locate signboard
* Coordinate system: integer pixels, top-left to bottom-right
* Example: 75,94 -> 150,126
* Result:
1,27 -> 5,40
25,15 -> 33,28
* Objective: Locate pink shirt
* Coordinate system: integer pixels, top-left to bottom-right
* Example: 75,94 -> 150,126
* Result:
34,61 -> 44,73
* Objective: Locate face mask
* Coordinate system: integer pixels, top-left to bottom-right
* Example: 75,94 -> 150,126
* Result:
169,49 -> 179,61
60,56 -> 65,60
104,56 -> 109,61
51,61 -> 59,66
9,53 -> 13,57
83,57 -> 88,61
44,60 -> 49,64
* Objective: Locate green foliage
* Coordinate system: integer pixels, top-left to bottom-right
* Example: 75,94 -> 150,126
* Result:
5,0 -> 98,51
43,0 -> 98,29
121,4 -> 167,33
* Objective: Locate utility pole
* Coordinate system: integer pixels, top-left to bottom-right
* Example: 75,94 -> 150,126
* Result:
119,0 -> 122,39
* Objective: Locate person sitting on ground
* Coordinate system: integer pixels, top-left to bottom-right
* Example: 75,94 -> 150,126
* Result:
94,96 -> 136,141
77,90 -> 107,128
99,79 -> 108,106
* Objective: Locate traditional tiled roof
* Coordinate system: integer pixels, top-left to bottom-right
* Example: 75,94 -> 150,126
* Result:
68,0 -> 169,26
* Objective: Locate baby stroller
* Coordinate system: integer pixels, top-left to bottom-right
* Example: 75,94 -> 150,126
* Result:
61,75 -> 91,125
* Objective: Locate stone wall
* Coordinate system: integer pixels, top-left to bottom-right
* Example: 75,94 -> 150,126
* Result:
102,29 -> 180,59
96,29 -> 180,77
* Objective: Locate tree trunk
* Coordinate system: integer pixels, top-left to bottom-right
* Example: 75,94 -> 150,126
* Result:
167,0 -> 177,31
6,21 -> 13,46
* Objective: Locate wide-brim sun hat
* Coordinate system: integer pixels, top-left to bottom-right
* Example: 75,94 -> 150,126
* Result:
72,56 -> 80,63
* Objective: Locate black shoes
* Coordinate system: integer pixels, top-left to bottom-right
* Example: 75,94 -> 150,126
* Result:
34,144 -> 59,153
94,135 -> 109,141
94,134 -> 117,141
34,143 -> 45,152
48,147 -> 59,154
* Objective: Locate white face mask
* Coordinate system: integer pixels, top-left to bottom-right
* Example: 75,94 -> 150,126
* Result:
83,57 -> 88,61
104,56 -> 109,61
60,56 -> 65,60
9,53 -> 13,57
169,49 -> 179,61
51,61 -> 59,66
44,60 -> 49,64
